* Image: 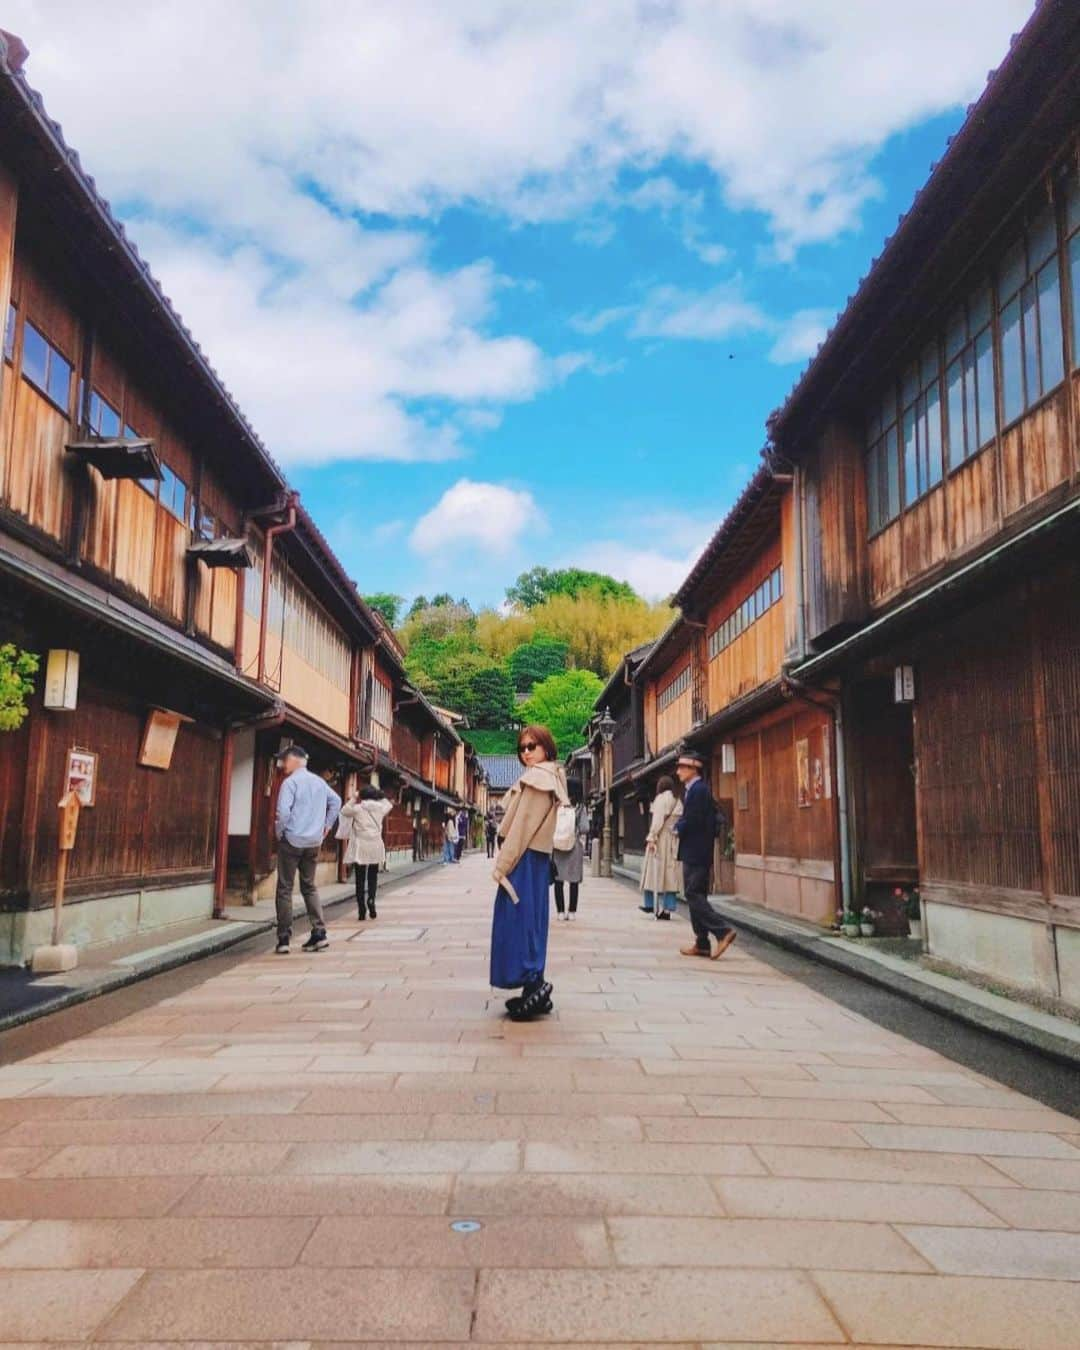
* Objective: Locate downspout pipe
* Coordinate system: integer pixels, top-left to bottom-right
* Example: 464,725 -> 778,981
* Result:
781,673 -> 853,918
213,701 -> 286,919
257,492 -> 299,685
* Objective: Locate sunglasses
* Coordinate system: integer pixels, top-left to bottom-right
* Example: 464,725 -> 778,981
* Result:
519,741 -> 539,752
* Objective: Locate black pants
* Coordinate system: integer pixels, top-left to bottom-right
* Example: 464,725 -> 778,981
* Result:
682,862 -> 731,950
486,834 -> 496,858
354,863 -> 378,908
553,881 -> 579,914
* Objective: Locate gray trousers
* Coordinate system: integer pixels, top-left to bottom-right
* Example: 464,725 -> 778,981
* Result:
275,839 -> 325,941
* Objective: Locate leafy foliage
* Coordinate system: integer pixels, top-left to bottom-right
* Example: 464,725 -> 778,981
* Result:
363,591 -> 404,627
506,566 -> 638,610
0,643 -> 39,732
526,592 -> 671,676
466,728 -> 520,755
507,637 -> 569,692
519,668 -> 604,754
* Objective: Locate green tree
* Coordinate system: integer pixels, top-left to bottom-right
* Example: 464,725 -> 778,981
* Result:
507,637 -> 569,692
506,566 -> 638,610
519,668 -> 604,754
363,592 -> 404,627
529,592 -> 672,676
0,643 -> 39,732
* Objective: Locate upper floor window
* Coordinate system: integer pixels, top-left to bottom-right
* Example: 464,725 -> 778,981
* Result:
707,563 -> 784,660
159,463 -> 192,526
658,664 -> 691,711
22,320 -> 72,412
3,303 -> 15,362
900,341 -> 943,507
1066,173 -> 1080,372
196,505 -> 219,540
998,205 -> 1064,426
866,387 -> 901,534
944,283 -> 995,468
87,388 -> 122,438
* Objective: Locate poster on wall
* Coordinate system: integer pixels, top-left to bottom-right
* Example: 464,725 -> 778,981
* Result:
64,747 -> 98,806
796,736 -> 811,808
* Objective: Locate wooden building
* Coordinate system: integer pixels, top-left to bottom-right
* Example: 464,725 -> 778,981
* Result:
767,0 -> 1080,1003
0,32 -> 463,965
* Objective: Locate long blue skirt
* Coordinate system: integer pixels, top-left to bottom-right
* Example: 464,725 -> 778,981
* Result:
490,848 -> 550,990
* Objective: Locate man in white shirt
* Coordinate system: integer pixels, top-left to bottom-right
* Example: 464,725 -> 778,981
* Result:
274,745 -> 341,955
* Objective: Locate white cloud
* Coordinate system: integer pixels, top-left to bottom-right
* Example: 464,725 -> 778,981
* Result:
768,308 -> 834,366
4,0 -> 1034,459
631,284 -> 770,342
569,540 -> 706,604
409,479 -> 545,558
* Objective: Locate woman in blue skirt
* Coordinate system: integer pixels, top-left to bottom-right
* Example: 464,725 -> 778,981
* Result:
490,723 -> 568,1021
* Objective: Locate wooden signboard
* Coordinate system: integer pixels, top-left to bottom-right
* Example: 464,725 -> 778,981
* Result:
64,747 -> 97,806
138,708 -> 184,770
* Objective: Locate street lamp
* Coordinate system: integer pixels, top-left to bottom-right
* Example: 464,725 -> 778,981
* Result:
598,705 -> 616,878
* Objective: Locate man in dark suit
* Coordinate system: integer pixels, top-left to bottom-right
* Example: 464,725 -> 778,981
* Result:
673,752 -> 737,960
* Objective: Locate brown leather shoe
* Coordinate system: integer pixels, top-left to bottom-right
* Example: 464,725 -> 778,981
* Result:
712,930 -> 737,959
680,944 -> 711,958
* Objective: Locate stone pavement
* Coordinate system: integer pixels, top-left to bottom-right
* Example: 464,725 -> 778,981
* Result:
0,853 -> 1078,1347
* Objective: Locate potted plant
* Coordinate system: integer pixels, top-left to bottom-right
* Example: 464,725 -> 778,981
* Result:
716,827 -> 736,895
839,909 -> 861,939
859,908 -> 877,938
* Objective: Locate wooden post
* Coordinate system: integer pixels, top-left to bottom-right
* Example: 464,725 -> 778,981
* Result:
32,791 -> 81,973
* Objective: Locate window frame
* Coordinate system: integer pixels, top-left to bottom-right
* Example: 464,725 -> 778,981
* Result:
706,563 -> 784,661
997,203 -> 1066,430
19,318 -> 73,416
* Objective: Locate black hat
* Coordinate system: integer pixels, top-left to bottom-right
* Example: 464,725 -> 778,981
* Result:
277,743 -> 309,762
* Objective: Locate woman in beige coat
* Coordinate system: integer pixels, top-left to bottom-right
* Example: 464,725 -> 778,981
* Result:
490,723 -> 568,1021
340,786 -> 394,920
640,775 -> 683,919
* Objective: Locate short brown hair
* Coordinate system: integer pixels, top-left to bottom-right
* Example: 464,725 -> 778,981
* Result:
517,724 -> 557,764
656,774 -> 676,795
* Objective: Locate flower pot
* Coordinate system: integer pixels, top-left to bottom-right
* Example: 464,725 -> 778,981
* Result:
859,923 -> 875,937
842,923 -> 860,939
908,919 -> 922,942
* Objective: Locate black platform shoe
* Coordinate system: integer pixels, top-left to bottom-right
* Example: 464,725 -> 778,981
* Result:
506,980 -> 553,1022
368,902 -> 377,919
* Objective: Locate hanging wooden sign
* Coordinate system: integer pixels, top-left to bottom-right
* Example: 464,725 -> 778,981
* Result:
138,708 -> 189,770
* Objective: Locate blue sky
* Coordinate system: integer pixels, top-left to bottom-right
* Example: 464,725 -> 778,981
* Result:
9,0 -> 1035,609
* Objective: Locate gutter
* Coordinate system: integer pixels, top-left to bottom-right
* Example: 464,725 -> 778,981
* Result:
256,493 -> 298,685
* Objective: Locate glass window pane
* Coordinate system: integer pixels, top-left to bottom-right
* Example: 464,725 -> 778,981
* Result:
99,400 -> 120,438
22,322 -> 48,392
901,363 -> 919,408
866,448 -> 880,532
999,237 -> 1026,303
880,384 -> 897,430
945,309 -> 965,361
963,348 -> 978,458
969,284 -> 991,332
1021,280 -> 1039,402
1067,176 -> 1080,238
975,329 -> 995,447
920,340 -> 939,389
946,361 -> 965,469
3,304 -> 15,361
776,564 -> 783,596
903,405 -> 918,505
1071,233 -> 1080,370
47,348 -> 72,410
1036,257 -> 1064,391
925,382 -> 942,487
1000,295 -> 1023,424
1029,207 -> 1057,267
885,426 -> 900,521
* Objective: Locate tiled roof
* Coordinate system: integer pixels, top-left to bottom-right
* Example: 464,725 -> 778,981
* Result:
478,755 -> 524,791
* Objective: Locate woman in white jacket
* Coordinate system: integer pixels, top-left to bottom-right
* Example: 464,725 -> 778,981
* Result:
640,775 -> 683,919
340,786 -> 394,920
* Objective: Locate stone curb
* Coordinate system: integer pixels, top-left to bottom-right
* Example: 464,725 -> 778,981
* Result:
610,865 -> 1080,1072
0,858 -> 441,1037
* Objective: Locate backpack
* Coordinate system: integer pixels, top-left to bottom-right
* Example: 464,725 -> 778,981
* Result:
552,803 -> 578,852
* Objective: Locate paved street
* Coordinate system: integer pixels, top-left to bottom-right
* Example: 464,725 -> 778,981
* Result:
1,853 -> 1078,1348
